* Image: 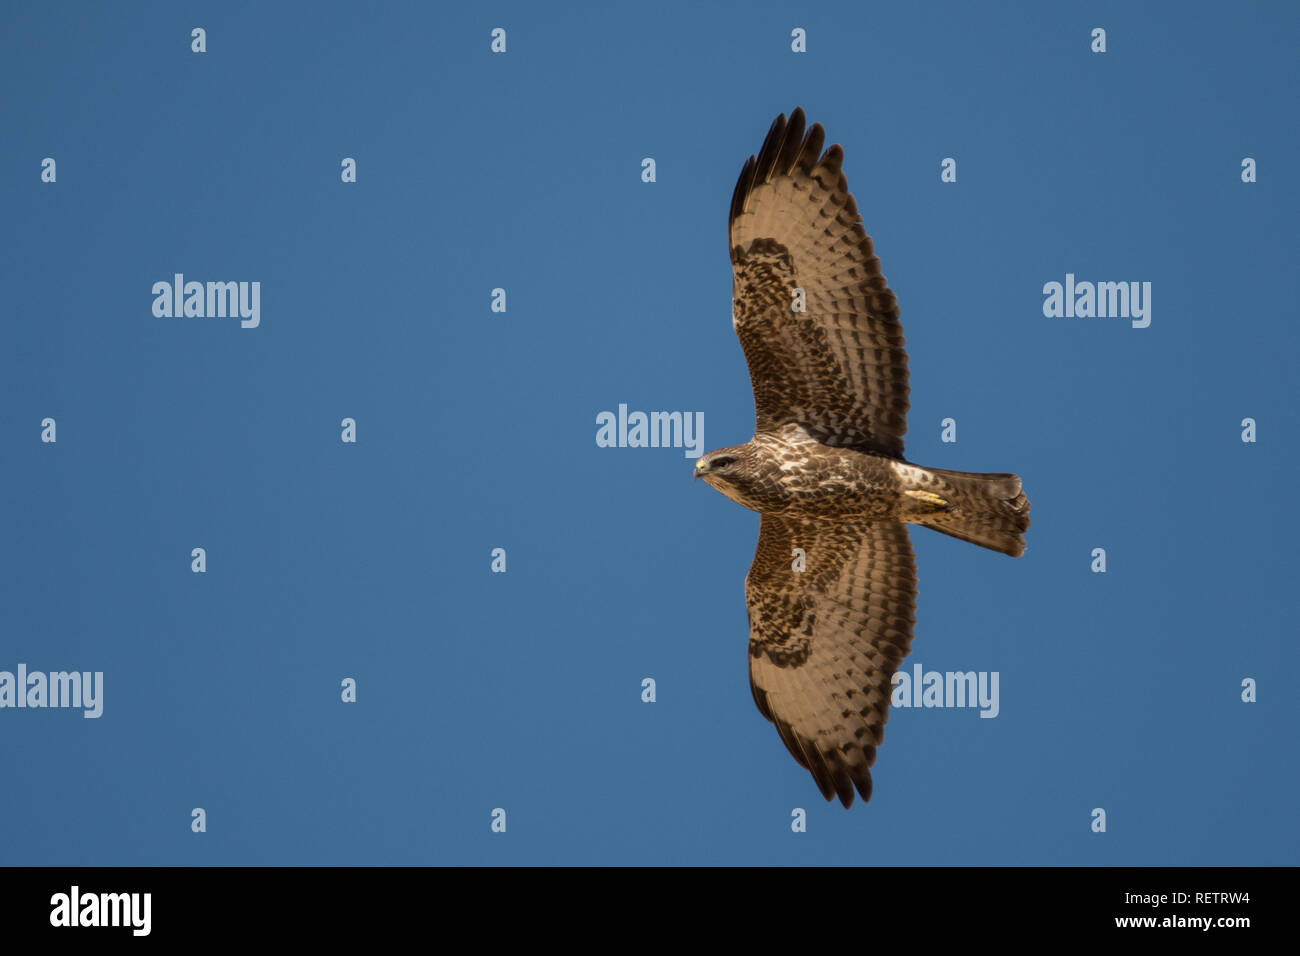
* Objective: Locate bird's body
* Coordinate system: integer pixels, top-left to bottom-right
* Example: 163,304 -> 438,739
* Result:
697,108 -> 1030,807
699,427 -> 941,517
701,428 -> 901,517
698,431 -> 1027,548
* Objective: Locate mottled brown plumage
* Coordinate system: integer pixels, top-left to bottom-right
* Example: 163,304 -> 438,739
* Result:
697,109 -> 1030,807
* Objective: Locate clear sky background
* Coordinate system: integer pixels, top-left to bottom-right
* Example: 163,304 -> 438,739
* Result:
2,1 -> 1296,865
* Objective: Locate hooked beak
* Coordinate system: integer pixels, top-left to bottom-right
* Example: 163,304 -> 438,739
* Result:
693,459 -> 707,481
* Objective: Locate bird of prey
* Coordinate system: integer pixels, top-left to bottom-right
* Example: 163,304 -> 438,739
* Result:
695,108 -> 1030,807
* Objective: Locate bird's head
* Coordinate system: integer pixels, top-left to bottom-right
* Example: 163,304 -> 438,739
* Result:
694,446 -> 743,480
694,444 -> 763,508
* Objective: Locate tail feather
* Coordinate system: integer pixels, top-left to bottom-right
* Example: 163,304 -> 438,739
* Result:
909,467 -> 1031,557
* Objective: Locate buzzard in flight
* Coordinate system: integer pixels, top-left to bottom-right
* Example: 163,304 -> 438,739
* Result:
695,108 -> 1030,807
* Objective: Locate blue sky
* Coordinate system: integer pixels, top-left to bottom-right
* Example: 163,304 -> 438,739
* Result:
1,0 -> 1296,865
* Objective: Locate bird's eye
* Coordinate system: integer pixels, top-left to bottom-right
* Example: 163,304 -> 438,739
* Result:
712,457 -> 735,469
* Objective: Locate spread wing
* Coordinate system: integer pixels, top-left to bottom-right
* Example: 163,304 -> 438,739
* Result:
730,108 -> 910,459
746,515 -> 917,806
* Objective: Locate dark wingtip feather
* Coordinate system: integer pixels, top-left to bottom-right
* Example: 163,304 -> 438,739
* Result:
806,748 -> 838,803
796,122 -> 826,174
754,111 -> 789,186
818,143 -> 845,177
831,766 -> 855,808
853,770 -> 873,805
729,155 -> 757,226
775,108 -> 805,177
832,759 -> 874,808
